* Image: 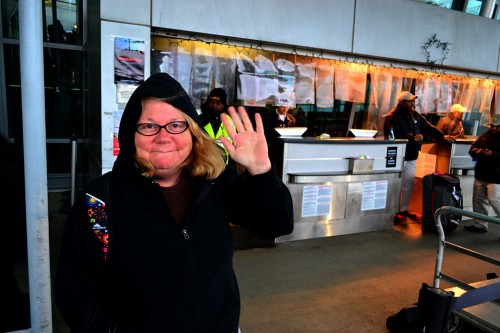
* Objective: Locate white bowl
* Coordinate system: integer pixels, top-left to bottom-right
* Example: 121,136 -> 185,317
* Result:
274,127 -> 308,137
348,129 -> 378,138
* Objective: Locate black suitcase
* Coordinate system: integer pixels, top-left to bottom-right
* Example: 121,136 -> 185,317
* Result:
422,173 -> 463,233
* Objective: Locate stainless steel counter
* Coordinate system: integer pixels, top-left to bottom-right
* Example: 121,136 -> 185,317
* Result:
269,137 -> 407,242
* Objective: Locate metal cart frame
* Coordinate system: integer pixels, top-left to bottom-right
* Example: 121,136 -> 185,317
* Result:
433,206 -> 500,333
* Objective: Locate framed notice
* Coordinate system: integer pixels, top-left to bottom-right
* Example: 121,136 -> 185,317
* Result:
386,146 -> 397,168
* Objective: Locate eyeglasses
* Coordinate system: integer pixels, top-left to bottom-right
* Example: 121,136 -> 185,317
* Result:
136,121 -> 189,136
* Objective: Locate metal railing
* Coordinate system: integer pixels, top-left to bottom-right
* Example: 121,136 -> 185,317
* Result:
433,206 -> 500,289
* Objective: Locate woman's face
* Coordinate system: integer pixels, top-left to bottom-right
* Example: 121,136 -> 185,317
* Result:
135,99 -> 193,180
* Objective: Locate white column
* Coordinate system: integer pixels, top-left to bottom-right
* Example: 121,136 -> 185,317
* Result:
19,0 -> 53,331
479,0 -> 495,17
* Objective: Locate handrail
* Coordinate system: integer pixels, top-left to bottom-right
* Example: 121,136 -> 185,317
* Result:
433,206 -> 500,288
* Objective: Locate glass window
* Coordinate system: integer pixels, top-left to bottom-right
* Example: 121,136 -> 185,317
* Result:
4,44 -> 84,139
45,0 -> 81,45
1,0 -> 82,44
465,0 -> 483,15
1,0 -> 19,38
413,0 -> 454,9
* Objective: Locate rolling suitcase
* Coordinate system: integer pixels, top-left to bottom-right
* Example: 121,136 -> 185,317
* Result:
422,173 -> 463,233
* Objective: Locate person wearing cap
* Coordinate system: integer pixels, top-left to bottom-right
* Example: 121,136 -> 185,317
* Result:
436,103 -> 466,140
199,88 -> 235,164
384,91 -> 444,221
54,73 -> 294,332
270,105 -> 297,128
466,114 -> 500,233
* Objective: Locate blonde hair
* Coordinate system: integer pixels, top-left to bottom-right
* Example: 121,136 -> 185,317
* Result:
134,99 -> 227,179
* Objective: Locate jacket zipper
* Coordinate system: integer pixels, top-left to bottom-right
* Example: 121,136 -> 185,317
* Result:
181,180 -> 214,333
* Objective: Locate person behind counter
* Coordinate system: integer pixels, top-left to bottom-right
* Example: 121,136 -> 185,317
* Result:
384,91 -> 444,221
436,103 -> 466,141
465,114 -> 500,234
54,73 -> 294,332
199,88 -> 235,165
262,105 -> 297,138
273,106 -> 297,128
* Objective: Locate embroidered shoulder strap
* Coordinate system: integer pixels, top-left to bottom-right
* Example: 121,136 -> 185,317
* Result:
85,172 -> 111,261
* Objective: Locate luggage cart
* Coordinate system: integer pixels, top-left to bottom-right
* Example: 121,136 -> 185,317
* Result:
433,206 -> 500,333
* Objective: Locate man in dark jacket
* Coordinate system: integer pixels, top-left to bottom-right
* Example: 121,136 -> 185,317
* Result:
465,114 -> 500,233
55,73 -> 294,332
384,91 -> 444,221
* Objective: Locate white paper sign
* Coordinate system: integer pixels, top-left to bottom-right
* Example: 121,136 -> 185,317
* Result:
302,185 -> 333,217
361,180 -> 388,211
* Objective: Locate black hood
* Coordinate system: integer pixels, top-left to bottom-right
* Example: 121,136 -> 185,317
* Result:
117,73 -> 201,159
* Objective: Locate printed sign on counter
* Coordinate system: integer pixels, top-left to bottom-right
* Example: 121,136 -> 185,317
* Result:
386,146 -> 398,168
361,180 -> 388,211
302,185 -> 332,217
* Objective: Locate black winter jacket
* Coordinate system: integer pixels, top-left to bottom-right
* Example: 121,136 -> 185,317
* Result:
54,73 -> 294,333
55,164 -> 293,333
384,106 -> 444,161
469,130 -> 500,184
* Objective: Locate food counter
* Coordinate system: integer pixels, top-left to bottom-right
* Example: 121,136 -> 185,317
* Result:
268,137 -> 407,242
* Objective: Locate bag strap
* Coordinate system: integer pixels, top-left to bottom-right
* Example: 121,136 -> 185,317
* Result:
451,281 -> 500,311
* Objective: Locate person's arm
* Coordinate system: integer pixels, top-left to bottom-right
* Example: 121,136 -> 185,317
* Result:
217,107 -> 293,237
217,166 -> 294,239
469,136 -> 488,159
417,112 -> 444,141
469,134 -> 497,160
54,190 -> 118,332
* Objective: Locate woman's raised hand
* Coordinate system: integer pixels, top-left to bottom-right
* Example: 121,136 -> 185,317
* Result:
219,106 -> 272,175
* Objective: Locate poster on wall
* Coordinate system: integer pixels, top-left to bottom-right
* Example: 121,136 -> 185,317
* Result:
237,53 -> 275,107
116,84 -> 139,104
213,55 -> 237,106
315,59 -> 335,108
192,45 -> 214,109
151,45 -> 193,97
275,58 -> 296,107
295,57 -> 316,104
114,37 -> 145,84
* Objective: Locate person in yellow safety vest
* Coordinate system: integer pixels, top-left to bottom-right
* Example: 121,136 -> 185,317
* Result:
199,88 -> 235,165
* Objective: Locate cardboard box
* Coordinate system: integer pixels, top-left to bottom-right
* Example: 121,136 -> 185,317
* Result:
348,158 -> 374,174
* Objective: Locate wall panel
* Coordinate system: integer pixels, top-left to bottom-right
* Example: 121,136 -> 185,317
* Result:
354,0 -> 500,72
151,0 -> 355,53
